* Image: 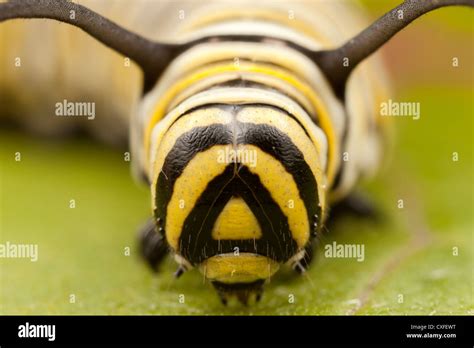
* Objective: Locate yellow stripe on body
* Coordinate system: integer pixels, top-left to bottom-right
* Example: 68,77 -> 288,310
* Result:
166,70 -> 316,116
144,61 -> 339,185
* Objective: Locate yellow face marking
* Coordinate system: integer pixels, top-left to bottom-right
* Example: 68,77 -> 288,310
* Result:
163,145 -> 231,250
240,145 -> 310,248
144,61 -> 338,185
211,197 -> 263,240
200,253 -> 280,284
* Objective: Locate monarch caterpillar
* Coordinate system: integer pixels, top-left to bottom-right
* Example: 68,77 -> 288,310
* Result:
0,0 -> 472,305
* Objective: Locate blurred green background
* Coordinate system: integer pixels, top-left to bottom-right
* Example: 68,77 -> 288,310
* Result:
0,1 -> 472,315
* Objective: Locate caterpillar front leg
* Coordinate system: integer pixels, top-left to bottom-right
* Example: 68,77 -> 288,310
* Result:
138,218 -> 168,272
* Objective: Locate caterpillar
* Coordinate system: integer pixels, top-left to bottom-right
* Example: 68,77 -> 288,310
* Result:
0,0 -> 472,305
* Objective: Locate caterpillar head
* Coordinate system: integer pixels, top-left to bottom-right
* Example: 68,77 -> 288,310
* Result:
149,101 -> 325,304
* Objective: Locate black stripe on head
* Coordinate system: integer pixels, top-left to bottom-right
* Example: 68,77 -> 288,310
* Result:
179,164 -> 298,264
